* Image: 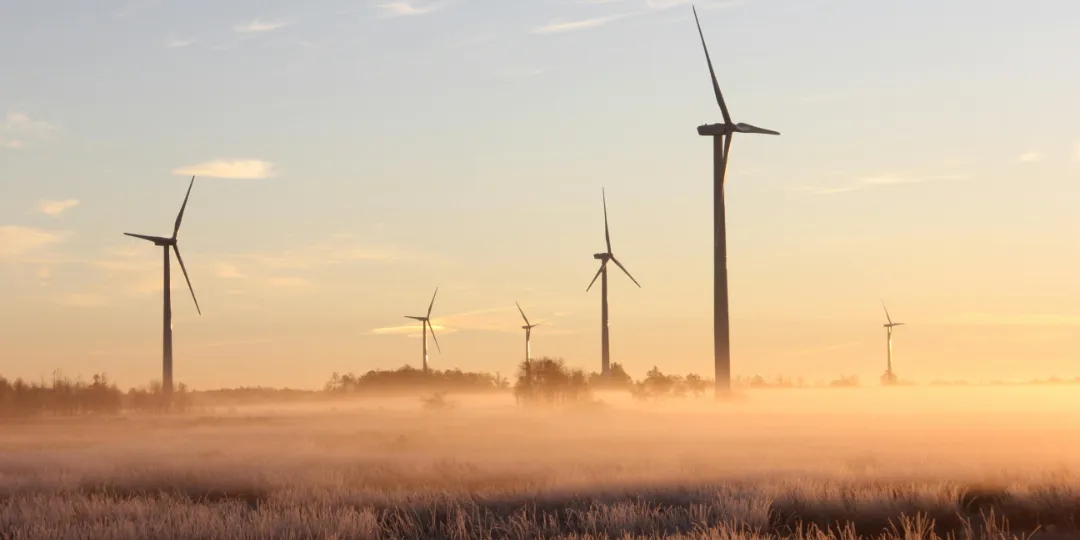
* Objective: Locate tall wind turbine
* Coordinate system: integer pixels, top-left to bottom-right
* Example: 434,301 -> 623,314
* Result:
405,287 -> 441,373
515,301 -> 543,366
124,176 -> 202,398
586,188 -> 641,377
881,300 -> 905,384
692,6 -> 780,396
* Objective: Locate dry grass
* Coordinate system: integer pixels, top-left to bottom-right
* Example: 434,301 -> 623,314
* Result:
2,387 -> 1080,539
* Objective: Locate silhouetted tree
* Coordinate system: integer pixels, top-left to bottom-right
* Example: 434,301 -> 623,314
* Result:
514,357 -> 591,406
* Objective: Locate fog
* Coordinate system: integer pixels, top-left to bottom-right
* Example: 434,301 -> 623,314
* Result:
5,385 -> 1079,486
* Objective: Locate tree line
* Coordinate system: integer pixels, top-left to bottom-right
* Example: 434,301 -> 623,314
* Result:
0,373 -> 191,418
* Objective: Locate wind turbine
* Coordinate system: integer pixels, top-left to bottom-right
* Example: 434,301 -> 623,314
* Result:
405,287 -> 440,373
586,188 -> 641,377
692,6 -> 780,397
124,175 -> 201,398
881,300 -> 905,384
515,301 -> 543,366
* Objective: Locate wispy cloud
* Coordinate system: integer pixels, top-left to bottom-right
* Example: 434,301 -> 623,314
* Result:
52,293 -> 107,307
1019,151 -> 1043,163
165,35 -> 194,48
532,13 -> 632,35
215,263 -> 247,279
0,112 -> 59,150
242,242 -> 401,270
233,19 -> 288,33
375,1 -> 444,18
38,199 -> 80,216
172,159 -> 276,179
0,226 -> 68,258
944,313 -> 1080,327
645,0 -> 746,10
793,172 -> 970,195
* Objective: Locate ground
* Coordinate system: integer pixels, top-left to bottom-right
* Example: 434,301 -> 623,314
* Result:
2,387 -> 1080,539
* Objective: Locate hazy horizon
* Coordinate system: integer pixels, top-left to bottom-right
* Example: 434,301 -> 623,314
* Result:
3,0 -> 1080,390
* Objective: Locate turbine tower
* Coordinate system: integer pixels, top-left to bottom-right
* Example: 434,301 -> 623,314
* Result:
515,301 -> 543,366
124,176 -> 202,398
881,300 -> 905,385
586,188 -> 640,377
692,6 -> 780,397
405,287 -> 440,373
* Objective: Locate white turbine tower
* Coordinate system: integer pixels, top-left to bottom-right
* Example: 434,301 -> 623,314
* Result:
405,287 -> 440,373
881,300 -> 905,385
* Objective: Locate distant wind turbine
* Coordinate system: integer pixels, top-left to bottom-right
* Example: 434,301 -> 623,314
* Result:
881,300 -> 905,385
124,176 -> 202,398
692,6 -> 780,397
405,287 -> 440,373
586,188 -> 640,377
515,301 -> 544,367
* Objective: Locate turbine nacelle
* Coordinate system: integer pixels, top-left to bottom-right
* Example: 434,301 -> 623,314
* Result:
593,252 -> 611,261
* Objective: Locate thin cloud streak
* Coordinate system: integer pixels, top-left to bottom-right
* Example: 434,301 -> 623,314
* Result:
173,159 -> 276,179
1,112 -> 59,150
375,1 -> 443,18
532,13 -> 632,35
233,19 -> 288,33
1019,151 -> 1042,163
0,226 -> 68,258
165,35 -> 194,48
793,172 -> 970,195
38,199 -> 80,216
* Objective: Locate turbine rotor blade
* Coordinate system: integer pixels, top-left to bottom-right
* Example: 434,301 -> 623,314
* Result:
735,123 -> 780,135
173,176 -> 195,239
172,245 -> 201,316
610,256 -> 641,288
427,320 -> 441,353
124,232 -> 169,244
427,287 -> 438,318
405,316 -> 425,321
515,301 -> 530,326
881,300 -> 893,325
602,187 -> 612,254
586,260 -> 607,292
692,6 -> 732,125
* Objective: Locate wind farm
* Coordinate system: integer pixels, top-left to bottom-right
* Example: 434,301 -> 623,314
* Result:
4,2 -> 1080,539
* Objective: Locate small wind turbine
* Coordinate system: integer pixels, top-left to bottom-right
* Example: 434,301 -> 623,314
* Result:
515,301 -> 543,366
124,176 -> 202,398
692,5 -> 780,397
586,188 -> 640,377
881,300 -> 905,384
405,287 -> 440,373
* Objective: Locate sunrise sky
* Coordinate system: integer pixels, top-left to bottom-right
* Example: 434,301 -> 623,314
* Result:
2,0 -> 1079,389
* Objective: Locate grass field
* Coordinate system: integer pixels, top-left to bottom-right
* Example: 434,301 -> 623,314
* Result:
3,387 -> 1080,539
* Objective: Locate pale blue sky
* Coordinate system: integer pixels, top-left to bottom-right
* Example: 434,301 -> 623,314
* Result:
2,0 -> 1079,389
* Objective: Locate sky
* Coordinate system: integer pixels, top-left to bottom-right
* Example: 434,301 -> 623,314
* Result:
2,0 -> 1080,390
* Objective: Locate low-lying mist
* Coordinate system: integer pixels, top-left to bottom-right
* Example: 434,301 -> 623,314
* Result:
3,386 -> 1080,538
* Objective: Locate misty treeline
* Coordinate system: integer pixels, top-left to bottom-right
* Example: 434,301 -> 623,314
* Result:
0,373 -> 190,418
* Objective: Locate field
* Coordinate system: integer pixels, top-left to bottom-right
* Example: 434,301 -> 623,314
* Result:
3,387 -> 1080,539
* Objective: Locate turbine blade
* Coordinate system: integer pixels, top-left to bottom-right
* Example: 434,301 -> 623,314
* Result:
894,322 -> 906,327
735,123 -> 780,136
693,6 -> 731,125
586,260 -> 607,292
881,300 -> 892,325
428,320 -> 441,353
516,301 -> 530,326
723,133 -> 733,167
603,187 -> 612,254
610,256 -> 641,288
172,176 -> 195,239
405,316 -> 425,321
427,287 -> 438,318
124,233 -> 167,244
172,245 -> 201,316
